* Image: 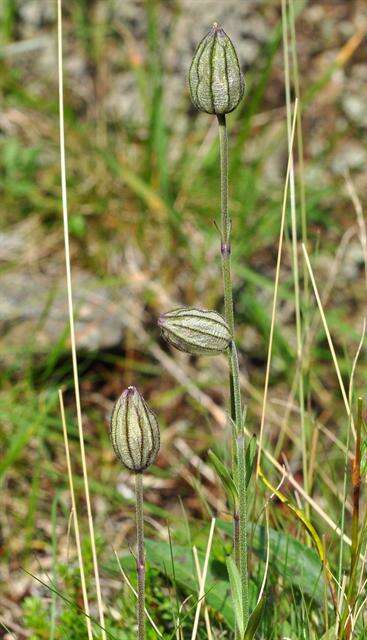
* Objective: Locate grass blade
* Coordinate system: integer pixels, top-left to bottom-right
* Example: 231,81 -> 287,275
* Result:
57,1 -> 106,636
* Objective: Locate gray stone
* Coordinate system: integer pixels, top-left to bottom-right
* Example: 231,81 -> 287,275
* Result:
0,268 -> 126,357
342,94 -> 367,129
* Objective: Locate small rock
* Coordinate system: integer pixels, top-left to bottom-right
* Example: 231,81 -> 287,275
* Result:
342,94 -> 367,129
19,0 -> 54,29
0,268 -> 127,359
331,142 -> 366,173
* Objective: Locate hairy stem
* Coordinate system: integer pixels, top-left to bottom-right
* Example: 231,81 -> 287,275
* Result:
218,113 -> 249,631
238,432 -> 250,626
231,341 -> 250,627
217,114 -> 235,336
135,472 -> 145,640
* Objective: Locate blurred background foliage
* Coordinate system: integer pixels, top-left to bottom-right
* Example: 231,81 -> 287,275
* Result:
0,0 -> 366,637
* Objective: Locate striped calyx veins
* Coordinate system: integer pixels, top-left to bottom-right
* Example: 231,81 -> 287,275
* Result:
110,386 -> 160,473
158,307 -> 232,356
189,23 -> 244,115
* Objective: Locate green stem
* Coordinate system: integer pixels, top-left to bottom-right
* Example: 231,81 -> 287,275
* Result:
217,114 -> 235,336
230,342 -> 242,572
135,472 -> 145,640
218,113 -> 249,631
238,433 -> 250,627
231,341 -> 249,628
229,340 -> 242,429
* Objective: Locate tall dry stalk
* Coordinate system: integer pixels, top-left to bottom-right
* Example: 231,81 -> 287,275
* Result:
57,1 -> 106,636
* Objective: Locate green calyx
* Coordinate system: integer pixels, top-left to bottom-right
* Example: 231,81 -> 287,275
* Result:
158,307 -> 232,356
189,22 -> 244,115
110,386 -> 160,473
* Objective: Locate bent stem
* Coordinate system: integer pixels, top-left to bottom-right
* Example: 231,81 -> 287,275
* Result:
135,472 -> 145,640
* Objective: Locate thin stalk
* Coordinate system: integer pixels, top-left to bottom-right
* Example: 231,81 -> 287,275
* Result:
57,2 -> 106,637
229,341 -> 243,429
50,494 -> 58,640
282,0 -> 309,518
288,0 -> 309,295
230,340 -> 244,573
217,113 -> 248,631
190,518 -> 216,640
350,398 -> 362,581
339,399 -> 364,640
230,339 -> 249,626
237,428 -> 250,627
217,114 -> 235,336
302,244 -> 355,439
337,416 -> 352,609
337,323 -> 365,608
135,472 -> 145,640
217,112 -> 238,559
256,100 -> 298,473
59,391 -> 94,640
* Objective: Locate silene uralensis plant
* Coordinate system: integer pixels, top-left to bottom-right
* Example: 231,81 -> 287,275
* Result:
110,386 -> 160,640
110,22 -> 264,640
159,22 -> 263,639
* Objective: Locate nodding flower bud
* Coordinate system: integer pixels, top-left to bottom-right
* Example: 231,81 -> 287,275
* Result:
110,386 -> 160,473
189,23 -> 244,115
158,307 -> 232,356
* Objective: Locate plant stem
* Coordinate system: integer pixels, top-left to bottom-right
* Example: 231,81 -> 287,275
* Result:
231,341 -> 249,627
135,472 -> 145,640
217,114 -> 235,336
230,341 -> 242,571
238,431 -> 250,627
229,340 -> 242,428
218,113 -> 249,631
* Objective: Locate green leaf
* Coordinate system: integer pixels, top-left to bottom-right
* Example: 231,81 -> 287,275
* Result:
218,520 -> 325,603
208,449 -> 238,504
110,519 -> 326,634
114,539 -> 236,630
243,597 -> 266,640
226,556 -> 244,636
245,435 -> 257,489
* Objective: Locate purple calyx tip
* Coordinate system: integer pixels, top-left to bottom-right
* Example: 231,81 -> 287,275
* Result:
126,385 -> 136,395
212,22 -> 223,33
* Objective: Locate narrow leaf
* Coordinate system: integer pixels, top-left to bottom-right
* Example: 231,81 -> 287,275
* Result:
243,597 -> 266,640
208,449 -> 238,504
226,556 -> 244,637
245,435 -> 257,488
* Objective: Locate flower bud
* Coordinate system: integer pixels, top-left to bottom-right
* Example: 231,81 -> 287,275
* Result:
110,386 -> 160,473
158,307 -> 232,356
189,23 -> 244,115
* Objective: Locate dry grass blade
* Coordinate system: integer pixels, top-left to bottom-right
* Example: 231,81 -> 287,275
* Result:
190,517 -> 215,640
301,244 -> 355,439
257,505 -> 270,604
256,97 -> 298,473
57,1 -> 106,636
282,0 -> 309,506
193,546 -> 213,640
59,390 -> 94,640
